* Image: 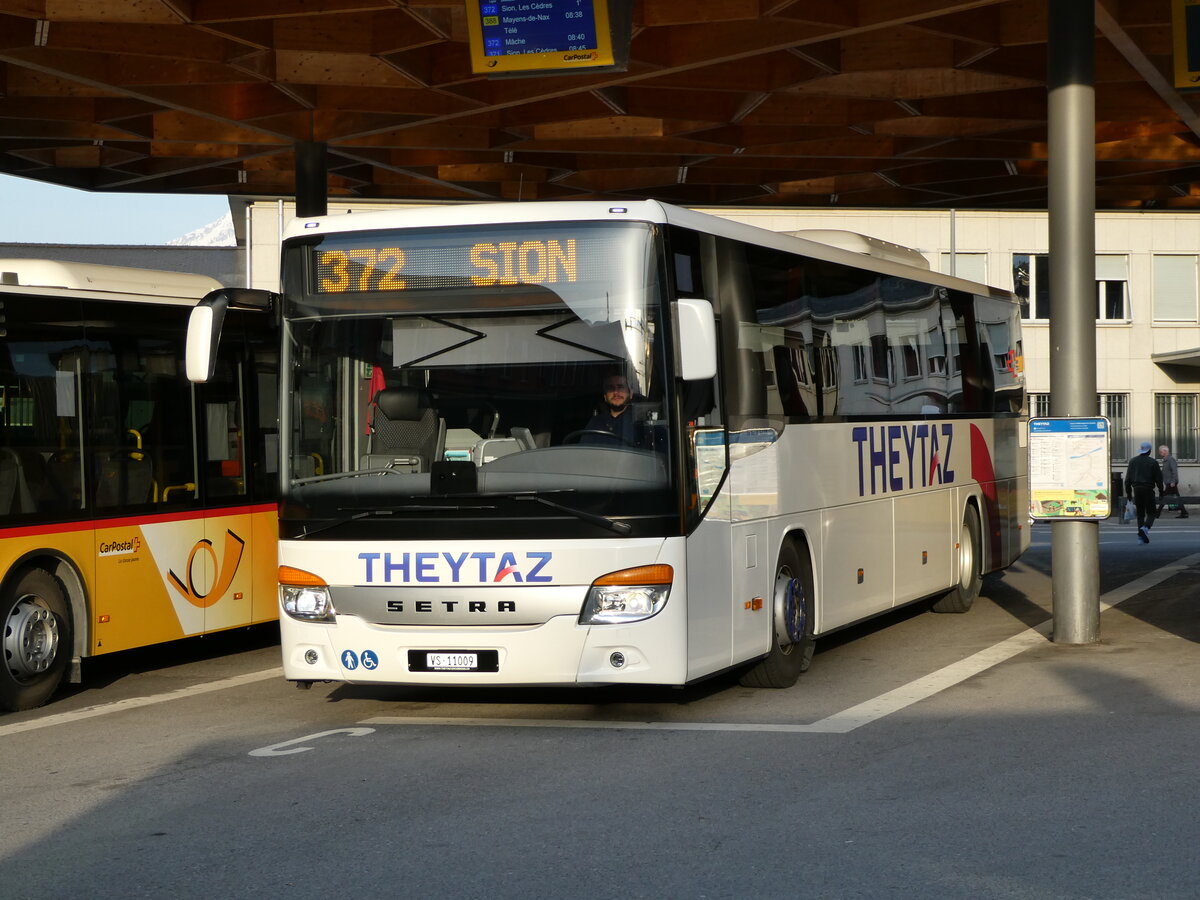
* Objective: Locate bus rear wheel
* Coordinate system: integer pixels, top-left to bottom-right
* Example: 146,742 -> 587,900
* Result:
932,506 -> 982,614
1,568 -> 73,711
739,542 -> 814,689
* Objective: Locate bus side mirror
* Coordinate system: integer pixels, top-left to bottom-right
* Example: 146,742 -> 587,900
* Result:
186,292 -> 228,383
672,298 -> 717,382
186,288 -> 276,383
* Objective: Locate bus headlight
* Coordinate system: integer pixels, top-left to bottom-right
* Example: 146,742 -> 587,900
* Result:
580,565 -> 672,625
279,566 -> 336,623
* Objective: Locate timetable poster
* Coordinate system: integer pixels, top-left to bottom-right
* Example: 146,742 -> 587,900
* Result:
1028,417 -> 1111,520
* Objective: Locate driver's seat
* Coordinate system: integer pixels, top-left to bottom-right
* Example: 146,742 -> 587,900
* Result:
364,387 -> 446,472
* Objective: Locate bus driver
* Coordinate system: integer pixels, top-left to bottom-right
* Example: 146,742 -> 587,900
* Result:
582,372 -> 640,446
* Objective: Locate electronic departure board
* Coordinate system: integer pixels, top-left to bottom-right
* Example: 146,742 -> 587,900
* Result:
465,0 -> 615,74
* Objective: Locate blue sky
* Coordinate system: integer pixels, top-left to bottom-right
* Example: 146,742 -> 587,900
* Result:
0,173 -> 230,245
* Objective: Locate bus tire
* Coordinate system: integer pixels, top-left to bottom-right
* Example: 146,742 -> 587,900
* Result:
932,505 -> 982,614
739,541 -> 814,689
1,567 -> 73,711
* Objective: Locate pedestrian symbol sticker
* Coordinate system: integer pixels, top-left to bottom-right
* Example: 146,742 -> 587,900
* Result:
361,650 -> 379,670
341,650 -> 359,670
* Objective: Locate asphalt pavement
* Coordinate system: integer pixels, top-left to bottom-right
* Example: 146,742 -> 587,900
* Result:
0,515 -> 1197,899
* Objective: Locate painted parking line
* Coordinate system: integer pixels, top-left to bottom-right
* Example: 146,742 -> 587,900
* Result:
367,551 -> 1200,736
363,624 -> 1053,736
0,667 -> 283,738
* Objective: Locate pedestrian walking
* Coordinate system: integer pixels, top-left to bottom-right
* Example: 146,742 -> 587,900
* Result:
1126,441 -> 1164,543
1155,445 -> 1188,518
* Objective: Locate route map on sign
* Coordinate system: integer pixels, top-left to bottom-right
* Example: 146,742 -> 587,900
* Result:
1028,417 -> 1111,519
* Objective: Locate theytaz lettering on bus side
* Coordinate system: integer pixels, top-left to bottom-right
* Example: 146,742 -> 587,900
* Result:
852,423 -> 955,497
358,551 -> 553,584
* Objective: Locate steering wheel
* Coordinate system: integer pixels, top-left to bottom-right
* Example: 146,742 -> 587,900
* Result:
562,429 -> 621,445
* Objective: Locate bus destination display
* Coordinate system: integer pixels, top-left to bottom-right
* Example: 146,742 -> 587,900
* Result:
466,0 -> 614,74
315,238 -> 582,293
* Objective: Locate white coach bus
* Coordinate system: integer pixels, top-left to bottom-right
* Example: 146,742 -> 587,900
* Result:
187,200 -> 1028,691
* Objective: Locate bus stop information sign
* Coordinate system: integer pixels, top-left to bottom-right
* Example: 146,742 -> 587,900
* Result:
1028,417 -> 1111,520
466,1 -> 615,74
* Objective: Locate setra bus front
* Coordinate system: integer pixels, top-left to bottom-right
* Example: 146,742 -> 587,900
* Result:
268,203 -> 718,687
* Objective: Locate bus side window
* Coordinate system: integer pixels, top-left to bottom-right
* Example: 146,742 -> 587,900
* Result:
87,303 -> 197,509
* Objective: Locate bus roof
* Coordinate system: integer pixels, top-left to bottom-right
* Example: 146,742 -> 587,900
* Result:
0,259 -> 223,302
283,200 -> 1009,298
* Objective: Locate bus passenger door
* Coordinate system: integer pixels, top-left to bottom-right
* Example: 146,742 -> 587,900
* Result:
86,303 -> 208,652
194,350 -> 256,634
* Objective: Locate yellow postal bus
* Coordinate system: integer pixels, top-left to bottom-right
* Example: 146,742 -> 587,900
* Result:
0,260 -> 278,711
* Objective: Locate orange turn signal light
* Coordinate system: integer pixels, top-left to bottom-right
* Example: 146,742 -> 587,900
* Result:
278,565 -> 327,587
593,564 -> 674,586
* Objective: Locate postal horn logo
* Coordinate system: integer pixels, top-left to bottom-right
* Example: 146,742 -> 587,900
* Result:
168,529 -> 246,609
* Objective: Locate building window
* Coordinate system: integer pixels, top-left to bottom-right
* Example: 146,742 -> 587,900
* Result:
1029,393 -> 1051,418
852,343 -> 868,383
1152,255 -> 1198,322
1155,394 -> 1197,461
1012,253 -> 1049,320
940,252 -> 987,285
1099,393 -> 1129,462
870,334 -> 892,384
1096,255 -> 1129,321
901,334 -> 921,379
1014,253 -> 1128,321
927,325 -> 947,375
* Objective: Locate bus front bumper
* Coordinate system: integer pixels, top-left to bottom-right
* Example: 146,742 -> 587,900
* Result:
279,610 -> 688,687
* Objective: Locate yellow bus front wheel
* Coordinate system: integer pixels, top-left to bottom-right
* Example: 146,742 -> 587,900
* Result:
1,568 -> 73,712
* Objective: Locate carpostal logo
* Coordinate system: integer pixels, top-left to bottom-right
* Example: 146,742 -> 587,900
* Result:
852,423 -> 956,497
167,529 -> 246,609
98,536 -> 142,557
359,550 -> 553,585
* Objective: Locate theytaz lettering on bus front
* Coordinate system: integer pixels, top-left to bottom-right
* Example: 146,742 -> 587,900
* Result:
358,551 -> 553,584
852,424 -> 955,497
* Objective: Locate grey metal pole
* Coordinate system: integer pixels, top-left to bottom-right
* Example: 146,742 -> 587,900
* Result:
1047,0 -> 1100,644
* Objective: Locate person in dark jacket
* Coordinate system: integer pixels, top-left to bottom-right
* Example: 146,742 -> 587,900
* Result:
581,372 -> 641,446
1126,441 -> 1164,543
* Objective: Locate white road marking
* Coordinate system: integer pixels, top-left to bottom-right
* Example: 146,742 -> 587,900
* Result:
0,667 -> 282,738
249,727 -> 375,756
364,716 -> 845,733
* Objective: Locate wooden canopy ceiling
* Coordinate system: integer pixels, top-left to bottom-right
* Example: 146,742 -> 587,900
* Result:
0,1 -> 1195,210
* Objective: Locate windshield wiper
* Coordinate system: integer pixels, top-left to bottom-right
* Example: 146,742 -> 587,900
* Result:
291,494 -> 631,538
295,504 -> 490,539
488,492 -> 633,536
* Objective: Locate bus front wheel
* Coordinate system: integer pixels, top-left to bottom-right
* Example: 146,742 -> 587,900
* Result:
739,542 -> 814,689
1,568 -> 73,711
932,506 -> 982,614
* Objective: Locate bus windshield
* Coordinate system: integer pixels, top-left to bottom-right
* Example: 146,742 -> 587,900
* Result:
279,220 -> 680,540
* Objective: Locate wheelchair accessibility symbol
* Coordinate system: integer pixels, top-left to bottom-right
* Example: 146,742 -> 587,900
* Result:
361,650 -> 379,670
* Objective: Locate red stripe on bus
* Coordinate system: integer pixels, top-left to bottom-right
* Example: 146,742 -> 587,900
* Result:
969,423 -> 1002,564
0,503 -> 277,540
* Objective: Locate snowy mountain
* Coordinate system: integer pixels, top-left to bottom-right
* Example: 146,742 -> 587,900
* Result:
167,212 -> 235,247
